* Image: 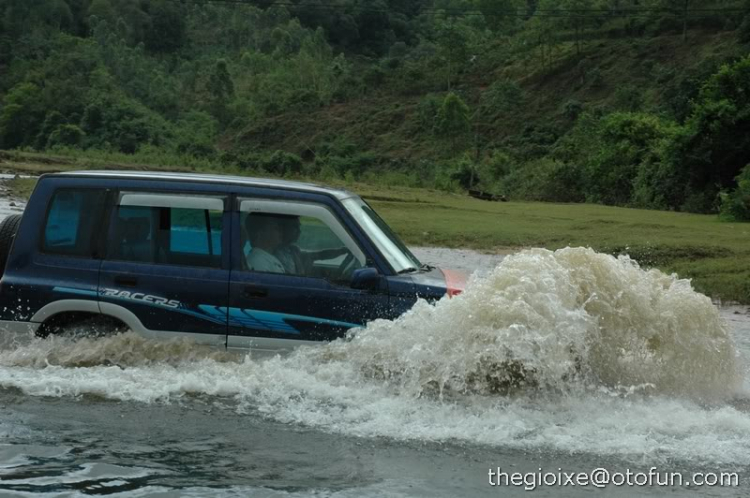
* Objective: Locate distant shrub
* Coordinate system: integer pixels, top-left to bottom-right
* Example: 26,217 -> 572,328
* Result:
589,112 -> 679,207
47,124 -> 85,148
436,92 -> 471,137
480,80 -> 524,118
0,82 -> 45,149
175,111 -> 218,159
613,85 -> 643,112
416,94 -> 442,132
34,111 -> 66,150
448,156 -> 478,190
363,66 -> 386,87
563,100 -> 583,121
389,41 -> 408,59
739,16 -> 750,44
587,67 -> 604,88
719,164 -> 750,221
500,158 -> 585,203
261,150 -> 303,176
362,169 -> 421,188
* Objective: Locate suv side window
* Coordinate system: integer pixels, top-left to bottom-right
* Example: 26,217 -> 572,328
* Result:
108,192 -> 224,268
43,189 -> 106,257
239,199 -> 365,280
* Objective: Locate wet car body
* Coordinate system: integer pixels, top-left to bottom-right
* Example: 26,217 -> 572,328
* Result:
0,171 -> 464,352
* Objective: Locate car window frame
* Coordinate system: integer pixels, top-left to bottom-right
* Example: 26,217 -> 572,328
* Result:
38,186 -> 110,260
237,197 -> 368,281
104,189 -> 229,270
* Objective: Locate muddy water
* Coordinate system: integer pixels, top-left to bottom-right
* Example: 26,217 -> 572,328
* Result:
0,184 -> 749,497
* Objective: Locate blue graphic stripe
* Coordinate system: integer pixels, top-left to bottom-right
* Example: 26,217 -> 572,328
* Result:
52,287 -> 360,335
195,306 -> 362,334
222,306 -> 360,334
254,309 -> 361,330
172,306 -> 226,326
53,286 -> 98,297
243,309 -> 299,334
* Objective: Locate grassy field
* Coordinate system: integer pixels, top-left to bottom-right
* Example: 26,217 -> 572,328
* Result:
357,185 -> 749,303
2,151 -> 748,303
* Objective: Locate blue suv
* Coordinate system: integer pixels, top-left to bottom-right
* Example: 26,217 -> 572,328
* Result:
0,172 -> 465,351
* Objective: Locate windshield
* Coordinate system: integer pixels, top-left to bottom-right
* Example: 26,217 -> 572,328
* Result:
342,198 -> 421,274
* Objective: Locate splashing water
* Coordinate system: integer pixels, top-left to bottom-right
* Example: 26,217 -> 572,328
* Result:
316,247 -> 741,399
0,247 -> 747,464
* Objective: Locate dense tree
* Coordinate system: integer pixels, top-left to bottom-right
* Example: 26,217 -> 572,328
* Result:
207,59 -> 235,124
1,0 -> 749,214
437,92 -> 472,153
144,0 -> 186,53
0,83 -> 46,149
669,55 -> 750,210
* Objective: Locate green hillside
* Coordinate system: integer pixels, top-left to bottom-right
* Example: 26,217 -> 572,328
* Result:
2,0 -> 750,217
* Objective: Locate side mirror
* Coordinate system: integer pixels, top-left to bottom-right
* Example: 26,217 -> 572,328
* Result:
351,267 -> 380,290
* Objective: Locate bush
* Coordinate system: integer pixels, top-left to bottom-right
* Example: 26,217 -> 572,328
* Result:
0,83 -> 45,149
261,150 -> 303,176
480,80 -> 524,118
363,66 -> 386,87
719,164 -> 750,221
666,55 -> 750,211
436,92 -> 471,137
314,151 -> 378,179
448,156 -> 478,190
500,158 -> 585,203
587,67 -> 604,88
81,95 -> 173,153
613,85 -> 643,112
740,16 -> 750,44
34,111 -> 66,150
47,124 -> 85,148
563,100 -> 583,121
416,94 -> 442,132
175,111 -> 218,159
587,112 -> 679,206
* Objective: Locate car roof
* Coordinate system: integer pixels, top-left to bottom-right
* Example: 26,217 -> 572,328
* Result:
53,170 -> 358,200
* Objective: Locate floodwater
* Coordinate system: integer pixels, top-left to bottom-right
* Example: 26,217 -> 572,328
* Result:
1,180 -> 749,497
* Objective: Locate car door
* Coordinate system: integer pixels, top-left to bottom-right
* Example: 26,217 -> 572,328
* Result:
98,190 -> 230,346
227,196 -> 391,351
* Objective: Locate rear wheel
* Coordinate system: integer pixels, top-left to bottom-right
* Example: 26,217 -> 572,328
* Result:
0,214 -> 22,276
37,313 -> 129,339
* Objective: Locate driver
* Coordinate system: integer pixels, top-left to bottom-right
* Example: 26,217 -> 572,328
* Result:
275,216 -> 349,276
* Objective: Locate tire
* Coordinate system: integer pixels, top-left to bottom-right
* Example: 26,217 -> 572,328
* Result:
0,214 -> 22,277
38,313 -> 129,339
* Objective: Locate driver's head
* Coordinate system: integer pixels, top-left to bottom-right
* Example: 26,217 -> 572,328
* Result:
279,216 -> 301,245
246,213 -> 283,251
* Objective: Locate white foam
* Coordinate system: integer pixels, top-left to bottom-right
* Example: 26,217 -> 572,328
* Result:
0,248 -> 747,465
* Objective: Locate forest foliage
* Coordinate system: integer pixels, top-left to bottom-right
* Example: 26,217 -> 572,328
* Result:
2,0 -> 750,218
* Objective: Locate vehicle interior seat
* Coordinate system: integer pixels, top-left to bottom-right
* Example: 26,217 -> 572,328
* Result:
117,217 -> 152,262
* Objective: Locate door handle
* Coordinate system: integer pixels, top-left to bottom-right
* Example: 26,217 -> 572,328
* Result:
114,275 -> 138,287
243,285 -> 268,298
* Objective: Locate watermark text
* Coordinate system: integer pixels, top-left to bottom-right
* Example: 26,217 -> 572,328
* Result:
488,467 -> 739,490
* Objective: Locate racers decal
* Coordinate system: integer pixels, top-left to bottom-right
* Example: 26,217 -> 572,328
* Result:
101,288 -> 181,309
